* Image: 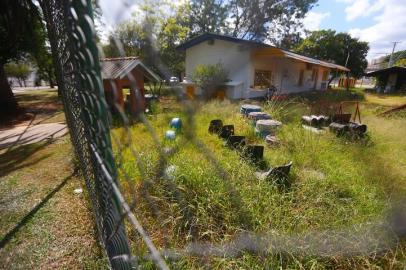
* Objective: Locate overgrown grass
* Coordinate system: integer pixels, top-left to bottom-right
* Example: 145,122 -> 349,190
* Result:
112,90 -> 406,269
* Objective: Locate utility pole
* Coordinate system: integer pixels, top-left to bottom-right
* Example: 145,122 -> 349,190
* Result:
388,41 -> 400,67
345,50 -> 350,91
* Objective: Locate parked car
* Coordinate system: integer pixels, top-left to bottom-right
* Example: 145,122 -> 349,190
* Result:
169,76 -> 179,83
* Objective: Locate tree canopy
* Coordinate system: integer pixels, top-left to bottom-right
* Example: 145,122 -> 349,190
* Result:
380,50 -> 406,68
0,0 -> 47,116
4,62 -> 31,87
294,30 -> 369,78
102,0 -> 319,79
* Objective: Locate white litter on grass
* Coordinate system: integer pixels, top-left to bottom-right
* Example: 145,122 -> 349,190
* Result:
74,188 -> 83,194
302,125 -> 326,134
164,165 -> 177,180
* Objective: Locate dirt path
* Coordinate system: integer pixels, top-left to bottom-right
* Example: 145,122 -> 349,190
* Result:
0,122 -> 68,150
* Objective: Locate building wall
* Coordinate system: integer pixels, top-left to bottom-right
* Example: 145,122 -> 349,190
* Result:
185,39 -> 252,90
250,56 -> 331,93
184,39 -> 331,98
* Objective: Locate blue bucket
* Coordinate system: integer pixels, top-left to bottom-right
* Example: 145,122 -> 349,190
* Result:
170,117 -> 182,130
165,130 -> 176,140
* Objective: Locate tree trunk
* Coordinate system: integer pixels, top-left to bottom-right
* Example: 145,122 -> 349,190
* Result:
0,63 -> 19,117
48,70 -> 55,88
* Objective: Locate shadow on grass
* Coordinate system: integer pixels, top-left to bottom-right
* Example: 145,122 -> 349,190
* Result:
0,141 -> 54,178
15,89 -> 60,105
0,170 -> 76,249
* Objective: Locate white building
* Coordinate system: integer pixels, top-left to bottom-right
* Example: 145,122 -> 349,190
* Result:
177,33 -> 349,99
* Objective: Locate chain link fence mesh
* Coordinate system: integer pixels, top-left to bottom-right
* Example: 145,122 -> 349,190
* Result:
40,1 -> 133,268
39,0 -> 406,269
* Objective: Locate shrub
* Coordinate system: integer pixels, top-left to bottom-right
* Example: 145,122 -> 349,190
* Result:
191,63 -> 228,99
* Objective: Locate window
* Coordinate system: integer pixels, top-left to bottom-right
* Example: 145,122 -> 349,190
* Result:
298,70 -> 304,86
254,70 -> 272,89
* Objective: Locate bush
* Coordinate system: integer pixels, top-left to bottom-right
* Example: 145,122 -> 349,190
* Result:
191,63 -> 228,99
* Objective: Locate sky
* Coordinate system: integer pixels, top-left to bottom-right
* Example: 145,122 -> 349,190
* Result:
99,0 -> 406,61
303,0 -> 406,60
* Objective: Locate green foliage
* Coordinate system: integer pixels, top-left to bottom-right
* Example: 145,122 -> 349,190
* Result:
185,0 -> 317,42
384,49 -> 406,64
295,30 -> 369,79
35,48 -> 56,87
188,0 -> 229,36
0,0 -> 47,114
395,58 -> 406,67
4,62 -> 31,87
191,63 -> 228,99
227,0 -> 317,42
102,21 -> 149,58
158,4 -> 191,78
0,0 -> 45,64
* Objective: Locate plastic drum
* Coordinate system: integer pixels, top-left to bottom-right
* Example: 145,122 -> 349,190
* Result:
256,119 -> 282,134
248,112 -> 271,125
265,135 -> 279,145
165,130 -> 176,140
240,104 -> 261,116
170,117 -> 182,130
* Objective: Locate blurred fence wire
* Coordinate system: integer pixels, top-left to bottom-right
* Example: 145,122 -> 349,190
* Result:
39,0 -> 405,269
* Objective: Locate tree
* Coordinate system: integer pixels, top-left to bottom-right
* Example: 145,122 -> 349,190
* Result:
188,0 -> 229,36
36,49 -> 56,88
4,62 -> 31,87
103,21 -> 147,58
395,58 -> 406,67
186,0 -> 317,42
158,3 -> 191,79
279,32 -> 304,50
294,30 -> 369,83
384,50 -> 406,65
0,0 -> 45,117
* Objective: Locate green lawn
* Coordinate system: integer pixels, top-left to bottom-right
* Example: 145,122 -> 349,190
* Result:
0,138 -> 107,269
112,89 -> 406,269
0,89 -> 106,269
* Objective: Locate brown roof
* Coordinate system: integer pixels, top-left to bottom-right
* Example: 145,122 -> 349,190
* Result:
366,66 -> 406,76
100,57 -> 160,81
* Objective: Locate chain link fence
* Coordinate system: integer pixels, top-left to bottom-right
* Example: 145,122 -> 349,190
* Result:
39,0 -> 406,269
40,1 -> 133,268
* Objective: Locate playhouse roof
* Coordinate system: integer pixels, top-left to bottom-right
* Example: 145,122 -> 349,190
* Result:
100,57 -> 161,81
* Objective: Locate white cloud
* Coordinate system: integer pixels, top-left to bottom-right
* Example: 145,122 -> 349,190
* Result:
347,0 -> 406,59
98,0 -> 141,27
302,11 -> 331,31
343,0 -> 384,21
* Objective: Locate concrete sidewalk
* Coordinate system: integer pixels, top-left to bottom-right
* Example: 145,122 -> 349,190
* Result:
0,122 -> 68,149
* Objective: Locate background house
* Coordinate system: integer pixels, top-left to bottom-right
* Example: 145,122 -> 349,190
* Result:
100,57 -> 160,114
366,66 -> 406,93
177,33 -> 349,99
